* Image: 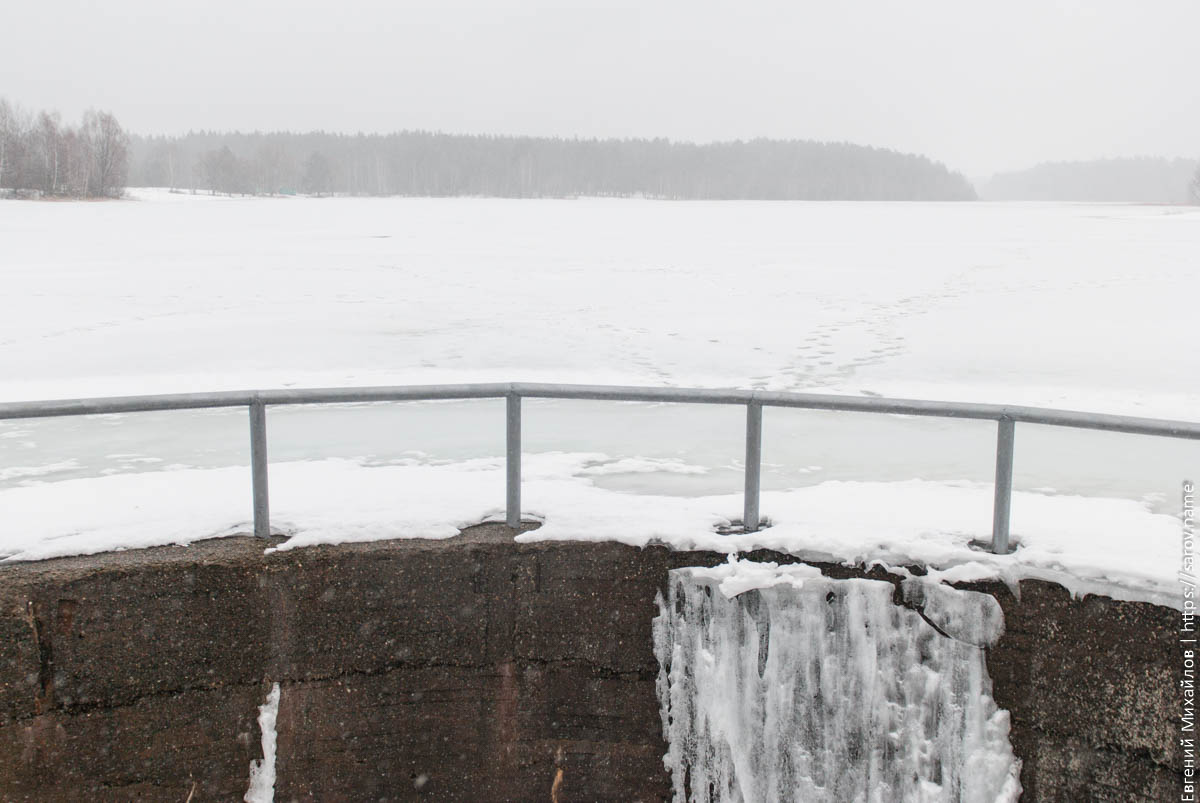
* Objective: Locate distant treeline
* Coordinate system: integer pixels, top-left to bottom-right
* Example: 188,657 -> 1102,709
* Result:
130,130 -> 978,201
0,99 -> 129,198
980,157 -> 1200,204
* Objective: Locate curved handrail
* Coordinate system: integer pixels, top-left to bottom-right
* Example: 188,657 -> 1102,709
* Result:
1,382 -> 1196,553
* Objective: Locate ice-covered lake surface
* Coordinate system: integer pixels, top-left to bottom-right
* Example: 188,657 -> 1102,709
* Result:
0,190 -> 1195,601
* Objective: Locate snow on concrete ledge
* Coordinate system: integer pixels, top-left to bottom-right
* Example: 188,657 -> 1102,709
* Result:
0,452 -> 1180,609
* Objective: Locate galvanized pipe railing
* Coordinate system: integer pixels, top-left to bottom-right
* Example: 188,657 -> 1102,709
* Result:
743,402 -> 763,533
992,417 -> 1016,554
249,398 -> 270,540
1,382 -> 1198,552
506,393 -> 521,529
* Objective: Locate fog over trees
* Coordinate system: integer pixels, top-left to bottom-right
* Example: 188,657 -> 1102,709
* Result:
130,130 -> 977,201
11,101 -> 1199,204
979,157 -> 1199,204
0,99 -> 129,198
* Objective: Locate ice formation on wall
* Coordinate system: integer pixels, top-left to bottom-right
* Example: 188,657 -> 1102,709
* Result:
245,682 -> 281,803
653,561 -> 1021,802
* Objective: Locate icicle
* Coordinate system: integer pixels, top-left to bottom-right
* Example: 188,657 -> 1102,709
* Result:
653,562 -> 1021,802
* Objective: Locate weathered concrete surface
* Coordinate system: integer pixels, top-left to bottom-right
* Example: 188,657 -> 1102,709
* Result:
0,526 -> 1182,801
983,580 -> 1180,802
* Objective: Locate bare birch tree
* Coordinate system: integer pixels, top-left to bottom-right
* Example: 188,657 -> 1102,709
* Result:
84,110 -> 129,198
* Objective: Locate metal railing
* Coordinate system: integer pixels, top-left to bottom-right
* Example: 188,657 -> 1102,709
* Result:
1,382 -> 1198,554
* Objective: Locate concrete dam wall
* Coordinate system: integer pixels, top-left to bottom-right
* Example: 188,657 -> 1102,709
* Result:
0,525 -> 1181,801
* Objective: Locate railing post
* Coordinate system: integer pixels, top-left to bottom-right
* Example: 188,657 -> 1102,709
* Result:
992,416 -> 1015,554
506,393 -> 521,528
743,401 -> 762,533
250,399 -> 270,538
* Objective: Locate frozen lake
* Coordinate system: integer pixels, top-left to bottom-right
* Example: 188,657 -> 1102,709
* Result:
1,190 -> 1197,518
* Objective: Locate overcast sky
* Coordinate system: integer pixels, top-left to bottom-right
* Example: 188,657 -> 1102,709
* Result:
3,0 -> 1197,176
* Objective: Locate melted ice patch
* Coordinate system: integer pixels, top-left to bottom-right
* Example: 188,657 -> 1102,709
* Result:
654,563 -> 1021,802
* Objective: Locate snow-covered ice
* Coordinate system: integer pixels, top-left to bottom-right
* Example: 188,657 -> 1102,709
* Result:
654,560 -> 1022,802
2,191 -> 1198,415
0,192 -> 1194,604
